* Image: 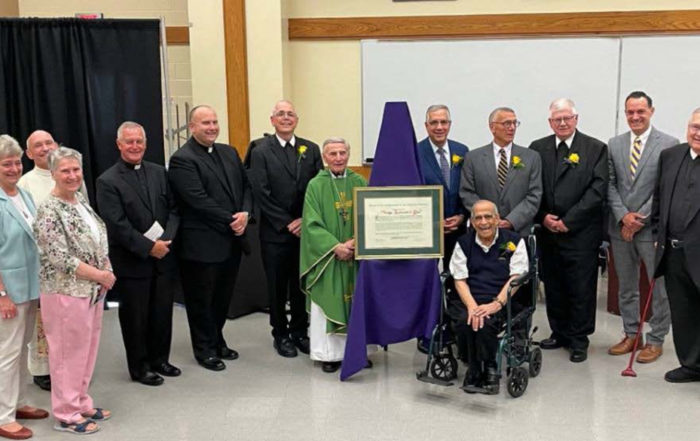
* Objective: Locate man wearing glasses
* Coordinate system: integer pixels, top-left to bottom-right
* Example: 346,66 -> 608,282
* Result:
248,100 -> 323,358
530,98 -> 608,363
651,108 -> 700,383
460,107 -> 542,238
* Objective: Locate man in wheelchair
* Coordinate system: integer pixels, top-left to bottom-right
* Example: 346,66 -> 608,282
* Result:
448,200 -> 529,394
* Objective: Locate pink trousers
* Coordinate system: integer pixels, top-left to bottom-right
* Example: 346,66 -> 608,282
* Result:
40,293 -> 103,424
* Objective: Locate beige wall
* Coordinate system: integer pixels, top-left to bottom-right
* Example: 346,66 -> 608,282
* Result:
256,1 -> 700,165
18,0 -> 191,154
0,0 -> 19,16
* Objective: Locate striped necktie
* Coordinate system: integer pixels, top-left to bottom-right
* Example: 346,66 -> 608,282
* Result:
437,147 -> 451,189
497,148 -> 508,189
630,137 -> 642,178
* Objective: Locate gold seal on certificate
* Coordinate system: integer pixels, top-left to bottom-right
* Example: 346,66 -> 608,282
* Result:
354,186 -> 443,260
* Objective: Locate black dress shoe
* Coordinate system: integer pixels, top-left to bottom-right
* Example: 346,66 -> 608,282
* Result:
33,375 -> 51,391
274,337 -> 298,358
480,367 -> 500,395
291,336 -> 310,355
416,339 -> 429,354
540,337 -> 567,350
218,347 -> 239,361
664,366 -> 700,383
132,371 -> 164,386
321,361 -> 341,373
569,348 -> 588,363
153,362 -> 181,377
197,356 -> 226,371
460,369 -> 484,394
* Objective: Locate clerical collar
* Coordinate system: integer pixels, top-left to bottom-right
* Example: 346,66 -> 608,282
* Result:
121,158 -> 143,170
276,134 -> 296,148
192,138 -> 214,153
331,169 -> 347,179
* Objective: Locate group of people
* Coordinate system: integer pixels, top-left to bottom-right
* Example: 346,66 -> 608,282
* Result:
417,93 -> 700,393
1,92 -> 700,438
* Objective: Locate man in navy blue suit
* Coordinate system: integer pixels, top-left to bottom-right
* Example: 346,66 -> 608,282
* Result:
417,104 -> 470,268
417,104 -> 469,354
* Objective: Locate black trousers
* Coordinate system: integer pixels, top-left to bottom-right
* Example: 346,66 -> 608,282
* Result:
115,271 -> 176,377
261,240 -> 307,339
180,250 -> 241,360
663,247 -> 700,371
540,242 -> 598,350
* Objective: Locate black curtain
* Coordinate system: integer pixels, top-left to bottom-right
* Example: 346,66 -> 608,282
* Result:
0,18 -> 164,204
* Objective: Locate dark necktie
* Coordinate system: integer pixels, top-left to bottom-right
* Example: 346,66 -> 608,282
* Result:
284,142 -> 297,172
134,166 -> 150,207
437,147 -> 450,189
497,149 -> 508,189
557,141 -> 568,162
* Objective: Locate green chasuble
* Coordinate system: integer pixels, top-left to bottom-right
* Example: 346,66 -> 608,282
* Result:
300,169 -> 367,334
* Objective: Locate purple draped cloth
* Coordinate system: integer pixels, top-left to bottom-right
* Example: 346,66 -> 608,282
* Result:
340,102 -> 441,381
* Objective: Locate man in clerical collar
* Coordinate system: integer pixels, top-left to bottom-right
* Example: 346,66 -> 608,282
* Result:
248,100 -> 323,358
448,200 -> 528,394
96,121 -> 181,385
300,137 -> 371,373
168,105 -> 252,372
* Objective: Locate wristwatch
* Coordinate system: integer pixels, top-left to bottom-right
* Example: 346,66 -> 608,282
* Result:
0,290 -> 7,298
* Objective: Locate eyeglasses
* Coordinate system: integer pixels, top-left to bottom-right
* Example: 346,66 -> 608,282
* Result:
688,124 -> 700,133
549,115 -> 578,124
427,119 -> 451,127
273,111 -> 297,118
492,120 -> 520,128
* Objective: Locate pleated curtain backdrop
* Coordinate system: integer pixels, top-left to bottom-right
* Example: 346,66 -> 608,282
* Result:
0,18 -> 164,204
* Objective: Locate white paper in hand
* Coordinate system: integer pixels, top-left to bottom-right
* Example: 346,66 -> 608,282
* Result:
144,221 -> 164,241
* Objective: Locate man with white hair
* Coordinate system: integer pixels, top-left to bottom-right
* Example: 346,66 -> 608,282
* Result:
529,98 -> 608,363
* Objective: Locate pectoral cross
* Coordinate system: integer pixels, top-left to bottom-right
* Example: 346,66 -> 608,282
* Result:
335,191 -> 351,224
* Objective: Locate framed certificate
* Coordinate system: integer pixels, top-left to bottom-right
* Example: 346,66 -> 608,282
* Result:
354,185 -> 444,260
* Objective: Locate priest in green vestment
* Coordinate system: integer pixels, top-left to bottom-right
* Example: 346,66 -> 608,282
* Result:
300,137 -> 366,373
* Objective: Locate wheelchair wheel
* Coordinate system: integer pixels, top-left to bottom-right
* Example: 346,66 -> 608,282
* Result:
507,367 -> 529,398
528,347 -> 542,378
429,354 -> 458,381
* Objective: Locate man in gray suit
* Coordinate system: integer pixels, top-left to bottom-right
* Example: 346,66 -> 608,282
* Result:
608,91 -> 678,363
460,107 -> 542,237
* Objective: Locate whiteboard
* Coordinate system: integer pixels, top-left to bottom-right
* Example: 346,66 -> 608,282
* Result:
618,35 -> 700,142
361,38 -> 620,162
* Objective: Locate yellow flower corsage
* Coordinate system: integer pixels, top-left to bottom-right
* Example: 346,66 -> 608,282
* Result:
506,241 -> 517,252
512,155 -> 524,169
451,154 -> 463,166
297,145 -> 308,162
564,152 -> 580,166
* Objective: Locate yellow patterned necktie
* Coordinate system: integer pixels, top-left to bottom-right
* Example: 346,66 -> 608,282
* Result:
630,137 -> 642,179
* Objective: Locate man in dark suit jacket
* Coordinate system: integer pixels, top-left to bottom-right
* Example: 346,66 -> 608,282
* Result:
460,106 -> 542,237
247,100 -> 323,358
530,98 -> 608,363
96,121 -> 181,386
652,108 -> 700,383
417,104 -> 469,267
168,105 -> 252,372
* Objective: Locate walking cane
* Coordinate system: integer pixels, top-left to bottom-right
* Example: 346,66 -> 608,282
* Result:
621,278 -> 656,377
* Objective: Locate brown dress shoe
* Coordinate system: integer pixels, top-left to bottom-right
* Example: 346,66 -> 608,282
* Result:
15,407 -> 49,420
0,424 -> 33,440
636,344 -> 663,363
608,336 -> 636,355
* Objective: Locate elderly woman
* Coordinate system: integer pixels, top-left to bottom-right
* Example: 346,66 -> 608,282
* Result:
0,135 -> 48,440
34,147 -> 115,435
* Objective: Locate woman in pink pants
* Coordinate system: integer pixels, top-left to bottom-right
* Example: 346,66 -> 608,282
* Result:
34,147 -> 115,435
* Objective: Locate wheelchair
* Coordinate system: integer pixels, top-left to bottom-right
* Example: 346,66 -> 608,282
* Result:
417,227 -> 542,398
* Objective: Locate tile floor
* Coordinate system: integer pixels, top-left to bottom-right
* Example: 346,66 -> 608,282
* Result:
21,277 -> 699,441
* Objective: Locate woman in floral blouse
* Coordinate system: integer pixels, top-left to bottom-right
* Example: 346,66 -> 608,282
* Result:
33,147 -> 115,435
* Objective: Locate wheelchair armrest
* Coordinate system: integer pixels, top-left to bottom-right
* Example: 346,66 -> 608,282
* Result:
509,271 -> 532,288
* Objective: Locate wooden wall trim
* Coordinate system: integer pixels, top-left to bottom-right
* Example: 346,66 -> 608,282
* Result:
289,9 -> 700,40
349,166 -> 371,181
222,0 -> 250,157
165,26 -> 189,45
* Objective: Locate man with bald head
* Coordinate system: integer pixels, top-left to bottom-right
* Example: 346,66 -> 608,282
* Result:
248,100 -> 323,358
19,130 -> 87,391
168,105 -> 252,371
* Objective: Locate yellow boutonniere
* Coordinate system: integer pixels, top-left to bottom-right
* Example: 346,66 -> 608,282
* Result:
498,240 -> 517,260
297,145 -> 308,162
564,152 -> 580,166
506,241 -> 517,252
451,154 -> 463,166
512,155 -> 524,169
